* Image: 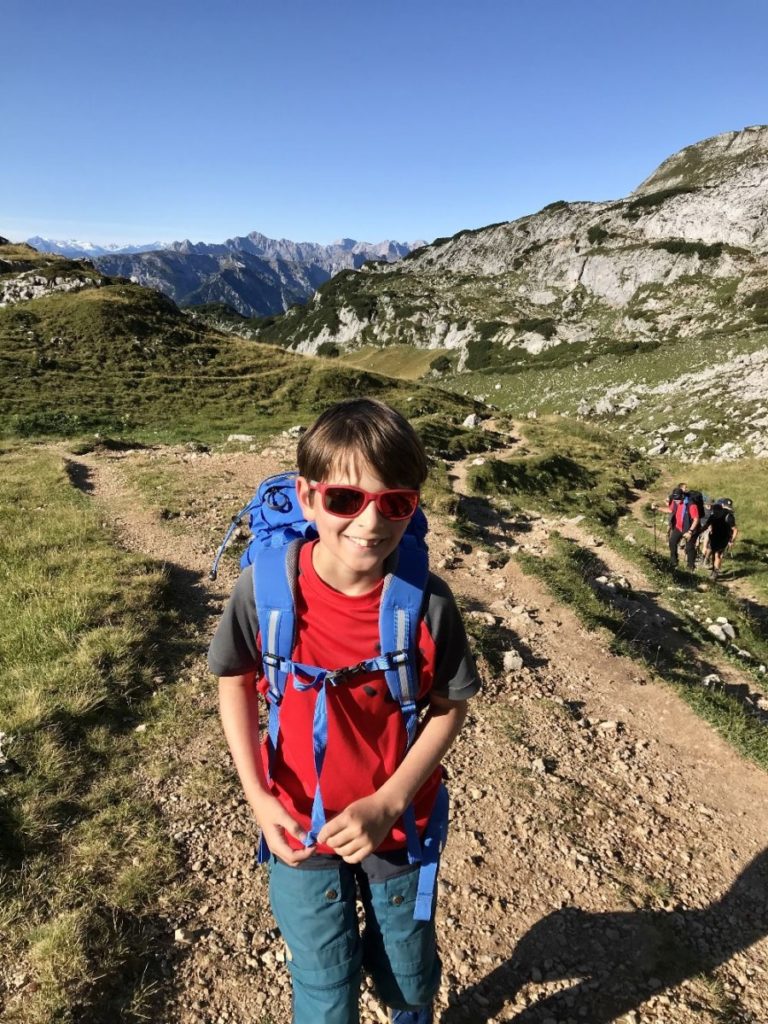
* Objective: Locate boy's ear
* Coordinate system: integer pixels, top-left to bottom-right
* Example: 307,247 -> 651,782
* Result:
296,476 -> 316,520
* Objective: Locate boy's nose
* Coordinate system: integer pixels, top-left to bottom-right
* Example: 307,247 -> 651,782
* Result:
354,496 -> 385,528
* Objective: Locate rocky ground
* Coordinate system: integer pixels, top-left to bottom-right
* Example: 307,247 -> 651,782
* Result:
61,431 -> 768,1024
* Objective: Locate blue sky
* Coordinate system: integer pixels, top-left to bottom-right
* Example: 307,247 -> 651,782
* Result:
3,0 -> 768,246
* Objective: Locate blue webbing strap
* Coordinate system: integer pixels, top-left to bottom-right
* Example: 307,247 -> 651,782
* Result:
414,782 -> 449,921
379,544 -> 429,864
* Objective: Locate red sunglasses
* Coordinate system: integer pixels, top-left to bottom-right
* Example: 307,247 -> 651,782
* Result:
309,481 -> 419,521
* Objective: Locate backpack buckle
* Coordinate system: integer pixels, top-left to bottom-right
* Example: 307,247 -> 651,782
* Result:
326,660 -> 367,686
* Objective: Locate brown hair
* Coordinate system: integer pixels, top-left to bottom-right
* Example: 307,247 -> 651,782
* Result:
297,398 -> 428,489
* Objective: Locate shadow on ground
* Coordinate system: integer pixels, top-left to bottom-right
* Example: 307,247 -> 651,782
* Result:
442,848 -> 768,1023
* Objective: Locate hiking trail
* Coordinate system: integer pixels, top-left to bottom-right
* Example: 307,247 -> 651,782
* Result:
61,437 -> 768,1024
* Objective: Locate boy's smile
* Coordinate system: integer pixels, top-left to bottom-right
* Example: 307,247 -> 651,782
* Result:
296,463 -> 415,595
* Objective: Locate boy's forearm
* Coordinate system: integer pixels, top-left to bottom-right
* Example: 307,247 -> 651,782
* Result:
375,698 -> 468,817
218,674 -> 272,812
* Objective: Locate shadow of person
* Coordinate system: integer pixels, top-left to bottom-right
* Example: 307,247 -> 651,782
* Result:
442,848 -> 768,1022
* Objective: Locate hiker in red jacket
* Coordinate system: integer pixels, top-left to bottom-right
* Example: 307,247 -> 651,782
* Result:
668,486 -> 700,570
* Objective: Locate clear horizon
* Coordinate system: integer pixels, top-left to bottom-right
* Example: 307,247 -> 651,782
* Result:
4,0 -> 768,247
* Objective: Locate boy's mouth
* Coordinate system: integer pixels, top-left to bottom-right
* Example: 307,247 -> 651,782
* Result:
346,536 -> 384,549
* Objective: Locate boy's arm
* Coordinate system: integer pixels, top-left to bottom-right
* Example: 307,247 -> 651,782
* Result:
317,692 -> 467,863
218,674 -> 314,866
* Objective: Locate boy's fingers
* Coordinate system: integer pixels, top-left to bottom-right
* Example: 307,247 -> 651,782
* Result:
317,814 -> 347,845
267,828 -> 315,866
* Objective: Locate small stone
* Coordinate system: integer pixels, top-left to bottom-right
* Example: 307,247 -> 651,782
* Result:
503,650 -> 524,672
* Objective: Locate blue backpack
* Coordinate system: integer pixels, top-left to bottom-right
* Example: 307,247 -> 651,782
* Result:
211,471 -> 447,920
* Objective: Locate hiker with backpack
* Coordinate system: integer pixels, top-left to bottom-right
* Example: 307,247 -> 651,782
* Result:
698,498 -> 738,580
667,486 -> 704,570
208,398 -> 480,1024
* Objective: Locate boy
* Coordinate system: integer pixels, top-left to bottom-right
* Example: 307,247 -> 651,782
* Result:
209,398 -> 480,1024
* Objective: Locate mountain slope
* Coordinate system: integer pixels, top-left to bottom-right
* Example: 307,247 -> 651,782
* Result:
261,126 -> 768,359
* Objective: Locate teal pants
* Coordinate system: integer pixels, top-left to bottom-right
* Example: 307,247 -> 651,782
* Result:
268,855 -> 440,1024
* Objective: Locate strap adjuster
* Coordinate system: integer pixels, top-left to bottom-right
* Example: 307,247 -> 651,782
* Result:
386,649 -> 410,667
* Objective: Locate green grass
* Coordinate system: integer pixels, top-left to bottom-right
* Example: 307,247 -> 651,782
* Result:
0,447 -> 184,1022
338,344 -> 448,380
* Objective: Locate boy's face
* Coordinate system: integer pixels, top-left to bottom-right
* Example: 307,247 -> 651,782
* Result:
296,460 -> 415,595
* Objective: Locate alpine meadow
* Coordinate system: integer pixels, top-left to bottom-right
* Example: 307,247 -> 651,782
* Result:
2,125 -> 768,1023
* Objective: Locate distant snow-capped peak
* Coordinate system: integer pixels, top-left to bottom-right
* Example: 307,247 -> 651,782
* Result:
27,237 -> 168,257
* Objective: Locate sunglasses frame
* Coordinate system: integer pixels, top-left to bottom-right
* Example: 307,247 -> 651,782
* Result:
308,481 -> 420,521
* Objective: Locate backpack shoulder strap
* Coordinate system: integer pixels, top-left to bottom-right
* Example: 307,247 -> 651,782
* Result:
379,541 -> 430,865
379,542 -> 430,736
253,540 -> 303,757
253,539 -> 303,864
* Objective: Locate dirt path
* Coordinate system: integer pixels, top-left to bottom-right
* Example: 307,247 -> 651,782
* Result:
64,440 -> 768,1024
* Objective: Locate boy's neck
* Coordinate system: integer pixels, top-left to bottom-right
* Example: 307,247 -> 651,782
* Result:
310,542 -> 386,597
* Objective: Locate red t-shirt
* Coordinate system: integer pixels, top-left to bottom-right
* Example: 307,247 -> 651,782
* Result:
257,542 -> 444,853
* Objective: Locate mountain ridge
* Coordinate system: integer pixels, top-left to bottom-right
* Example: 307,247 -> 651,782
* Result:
26,231 -> 425,318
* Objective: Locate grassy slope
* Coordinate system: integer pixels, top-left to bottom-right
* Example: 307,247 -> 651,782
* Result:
0,447 -> 185,1022
446,325 -> 768,412
0,281 -> 477,444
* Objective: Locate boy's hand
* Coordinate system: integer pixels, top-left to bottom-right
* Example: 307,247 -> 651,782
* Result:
254,792 -> 315,867
318,793 -> 397,864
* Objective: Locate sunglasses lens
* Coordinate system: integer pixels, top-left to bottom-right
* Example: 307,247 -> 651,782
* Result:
323,486 -> 365,517
379,491 -> 418,519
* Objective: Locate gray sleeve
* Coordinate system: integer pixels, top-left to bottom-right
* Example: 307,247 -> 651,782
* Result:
423,573 -> 481,701
207,566 -> 262,677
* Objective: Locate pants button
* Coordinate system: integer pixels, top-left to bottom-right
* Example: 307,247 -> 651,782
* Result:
391,894 -> 404,906
325,888 -> 338,901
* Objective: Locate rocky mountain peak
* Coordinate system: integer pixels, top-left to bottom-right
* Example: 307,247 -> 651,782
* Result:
634,124 -> 768,194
